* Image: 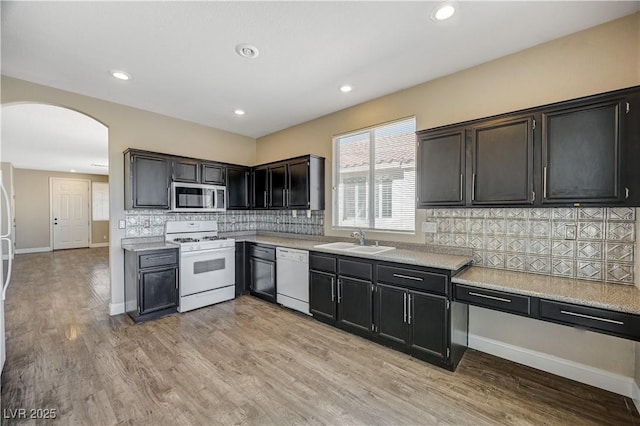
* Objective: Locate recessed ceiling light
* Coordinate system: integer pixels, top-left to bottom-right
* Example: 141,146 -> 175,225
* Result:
234,109 -> 246,116
110,70 -> 132,81
431,2 -> 456,21
235,44 -> 259,59
90,163 -> 109,168
339,84 -> 353,93
70,169 -> 76,173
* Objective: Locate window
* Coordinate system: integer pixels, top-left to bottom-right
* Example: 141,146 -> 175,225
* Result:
92,182 -> 109,221
333,117 -> 416,232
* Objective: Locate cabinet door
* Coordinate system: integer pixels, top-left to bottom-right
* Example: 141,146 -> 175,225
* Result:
132,154 -> 171,209
375,283 -> 409,346
269,164 -> 287,208
252,168 -> 269,209
202,163 -> 226,185
172,159 -> 200,183
471,116 -> 534,204
139,267 -> 178,315
408,291 -> 447,360
337,276 -> 372,333
309,270 -> 336,321
288,159 -> 310,209
542,100 -> 623,204
227,167 -> 250,209
249,257 -> 276,303
417,128 -> 465,206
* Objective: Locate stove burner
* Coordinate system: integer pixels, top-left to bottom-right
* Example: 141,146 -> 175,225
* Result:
202,236 -> 226,241
173,237 -> 200,243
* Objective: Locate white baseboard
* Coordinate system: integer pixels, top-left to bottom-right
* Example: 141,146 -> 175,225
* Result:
15,247 -> 51,254
469,334 -> 637,398
109,302 -> 125,316
90,242 -> 109,248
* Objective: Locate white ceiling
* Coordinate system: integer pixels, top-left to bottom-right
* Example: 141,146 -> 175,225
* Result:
2,1 -> 639,140
1,104 -> 109,175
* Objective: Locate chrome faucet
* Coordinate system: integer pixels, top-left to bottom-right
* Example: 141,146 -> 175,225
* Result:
351,228 -> 366,246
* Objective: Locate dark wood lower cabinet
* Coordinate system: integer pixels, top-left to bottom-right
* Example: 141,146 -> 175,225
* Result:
408,290 -> 447,360
307,253 -> 468,371
124,247 -> 179,323
337,276 -> 372,333
309,270 -> 336,321
249,257 -> 276,303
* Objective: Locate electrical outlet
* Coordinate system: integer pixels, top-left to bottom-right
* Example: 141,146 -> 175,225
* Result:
292,210 -> 297,218
118,220 -> 126,229
306,210 -> 311,218
143,218 -> 150,228
422,221 -> 437,233
103,235 -> 107,240
565,224 -> 576,240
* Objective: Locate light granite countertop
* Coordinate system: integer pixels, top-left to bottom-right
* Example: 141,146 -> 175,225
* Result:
236,235 -> 472,271
122,241 -> 179,252
453,266 -> 640,315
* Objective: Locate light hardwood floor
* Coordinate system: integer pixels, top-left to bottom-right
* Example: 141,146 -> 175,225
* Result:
1,248 -> 639,425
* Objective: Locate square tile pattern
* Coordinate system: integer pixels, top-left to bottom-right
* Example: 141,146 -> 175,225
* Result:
423,207 -> 636,285
124,209 -> 325,238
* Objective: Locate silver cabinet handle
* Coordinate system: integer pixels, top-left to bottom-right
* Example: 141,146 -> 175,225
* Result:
532,190 -> 535,204
625,187 -> 629,199
403,292 -> 407,323
393,273 -> 423,282
471,173 -> 476,201
407,294 -> 412,325
148,255 -> 175,261
543,166 -> 548,199
459,174 -> 463,201
468,291 -> 512,303
337,278 -> 341,303
282,189 -> 286,207
263,191 -> 267,207
560,310 -> 623,325
330,277 -> 335,302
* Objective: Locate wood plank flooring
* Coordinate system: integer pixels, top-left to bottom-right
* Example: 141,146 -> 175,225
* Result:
1,247 -> 639,425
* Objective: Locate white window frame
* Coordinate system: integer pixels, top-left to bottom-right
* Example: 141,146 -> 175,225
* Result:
332,117 -> 416,234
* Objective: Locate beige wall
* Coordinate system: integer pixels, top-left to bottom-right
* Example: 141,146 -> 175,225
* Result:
13,169 -> 109,249
256,14 -> 640,382
1,77 -> 257,313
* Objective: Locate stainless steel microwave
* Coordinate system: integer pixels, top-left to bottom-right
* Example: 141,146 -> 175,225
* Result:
171,182 -> 226,212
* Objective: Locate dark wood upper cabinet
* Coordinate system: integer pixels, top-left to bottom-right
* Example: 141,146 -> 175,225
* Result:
471,115 -> 534,205
172,159 -> 200,183
269,163 -> 287,209
542,99 -> 624,204
227,166 -> 251,209
202,162 -> 226,185
252,167 -> 269,209
125,151 -> 171,209
287,159 -> 310,209
417,127 -> 465,207
416,86 -> 639,208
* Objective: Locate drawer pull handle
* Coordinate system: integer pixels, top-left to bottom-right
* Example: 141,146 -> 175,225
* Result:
146,255 -> 174,261
468,291 -> 512,303
560,310 -> 624,325
393,273 -> 423,282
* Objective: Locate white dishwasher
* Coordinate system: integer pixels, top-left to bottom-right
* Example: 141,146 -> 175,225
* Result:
276,247 -> 310,315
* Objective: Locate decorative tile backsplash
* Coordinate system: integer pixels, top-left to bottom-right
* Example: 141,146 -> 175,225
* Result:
424,207 -> 636,285
124,210 -> 324,238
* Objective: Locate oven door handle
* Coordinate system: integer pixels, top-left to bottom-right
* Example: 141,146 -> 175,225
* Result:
180,247 -> 234,257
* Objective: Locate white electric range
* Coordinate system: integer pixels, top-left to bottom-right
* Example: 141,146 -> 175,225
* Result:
165,220 -> 235,312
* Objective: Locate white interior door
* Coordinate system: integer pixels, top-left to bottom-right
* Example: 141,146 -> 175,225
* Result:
52,178 -> 90,250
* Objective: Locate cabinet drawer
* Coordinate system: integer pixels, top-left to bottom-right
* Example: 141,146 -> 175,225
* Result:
539,300 -> 640,341
455,285 -> 530,316
310,253 -> 336,273
250,244 -> 275,261
139,250 -> 178,269
377,265 -> 447,295
338,258 -> 372,281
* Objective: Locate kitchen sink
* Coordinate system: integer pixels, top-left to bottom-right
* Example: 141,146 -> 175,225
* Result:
313,241 -> 395,255
313,242 -> 358,250
345,245 -> 395,254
